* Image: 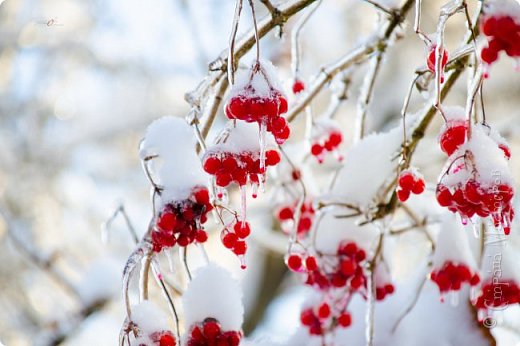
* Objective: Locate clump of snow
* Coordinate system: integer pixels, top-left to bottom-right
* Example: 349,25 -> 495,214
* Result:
314,214 -> 379,254
332,125 -> 402,207
483,0 -> 520,22
182,263 -> 244,331
432,215 -> 478,270
443,106 -> 466,122
76,257 -> 121,305
139,116 -> 207,202
231,59 -> 285,98
131,300 -> 170,335
206,122 -> 276,155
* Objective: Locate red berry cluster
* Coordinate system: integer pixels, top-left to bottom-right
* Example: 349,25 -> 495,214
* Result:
427,45 -> 449,82
187,319 -> 242,346
375,283 -> 395,301
221,220 -> 251,267
480,15 -> 520,68
474,279 -> 520,312
436,179 -> 514,235
276,200 -> 315,238
147,331 -> 177,346
203,149 -> 281,189
430,261 -> 480,294
292,79 -> 305,94
151,187 -> 213,252
310,129 -> 343,164
225,65 -> 290,145
439,120 -> 467,156
305,241 -> 367,291
300,303 -> 352,336
397,169 -> 425,202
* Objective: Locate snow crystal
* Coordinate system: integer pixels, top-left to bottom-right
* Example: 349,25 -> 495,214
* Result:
139,116 -> 207,202
432,214 -> 478,270
131,300 -> 170,335
182,263 -> 244,331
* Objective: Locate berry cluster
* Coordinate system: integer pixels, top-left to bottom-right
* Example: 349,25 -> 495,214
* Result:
275,199 -> 315,238
286,253 -> 318,273
480,14 -> 520,69
436,179 -> 514,235
151,187 -> 213,252
427,45 -> 449,82
300,303 -> 352,336
147,331 -> 177,346
474,279 -> 520,312
439,120 -> 467,156
292,79 -> 305,94
225,63 -> 290,145
221,220 -> 251,268
305,241 -> 367,291
203,149 -> 281,191
310,121 -> 343,163
430,261 -> 480,294
397,169 -> 425,202
187,319 -> 242,346
375,283 -> 395,301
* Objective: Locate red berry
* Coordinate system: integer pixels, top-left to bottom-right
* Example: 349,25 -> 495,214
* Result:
234,222 -> 251,239
397,188 -> 411,202
203,321 -> 221,340
265,150 -> 281,166
287,254 -> 302,271
277,207 -> 294,221
311,144 -> 323,156
412,178 -> 425,194
300,309 -> 315,326
338,313 -> 352,327
340,259 -> 356,276
160,334 -> 176,346
317,303 -> 331,319
222,232 -> 238,249
398,172 -> 415,191
195,230 -> 208,243
305,256 -> 318,271
203,156 -> 221,174
292,79 -> 305,94
177,234 -> 190,247
158,212 -> 176,231
481,46 -> 498,64
233,241 -> 247,255
216,173 -> 232,187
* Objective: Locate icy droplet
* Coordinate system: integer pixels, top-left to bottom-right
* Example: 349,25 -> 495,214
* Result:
239,255 -> 247,270
259,120 -> 267,173
240,185 -> 247,226
450,291 -> 459,307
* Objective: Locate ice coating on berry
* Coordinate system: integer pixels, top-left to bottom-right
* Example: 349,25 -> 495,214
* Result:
140,116 -> 207,203
182,263 -> 244,331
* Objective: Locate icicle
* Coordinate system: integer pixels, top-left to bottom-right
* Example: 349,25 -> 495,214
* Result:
470,286 -> 477,301
440,293 -> 445,303
461,215 -> 468,226
450,291 -> 459,306
472,223 -> 480,238
258,173 -> 265,193
477,309 -> 485,322
240,185 -> 247,227
165,249 -> 174,272
239,255 -> 247,270
251,183 -> 258,198
259,120 -> 267,173
514,58 -> 520,72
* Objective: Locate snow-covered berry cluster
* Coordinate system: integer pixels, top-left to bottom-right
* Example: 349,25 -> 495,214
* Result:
225,60 -> 290,145
427,45 -> 449,82
397,169 -> 425,202
151,187 -> 212,252
275,199 -> 315,238
430,261 -> 480,293
221,220 -> 251,267
310,119 -> 343,163
474,279 -> 520,313
128,301 -> 178,346
186,319 -> 242,346
435,111 -> 515,234
480,0 -> 520,71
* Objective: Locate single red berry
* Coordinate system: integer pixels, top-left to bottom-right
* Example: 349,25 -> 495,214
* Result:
412,178 -> 425,194
234,222 -> 251,239
203,156 -> 221,174
317,303 -> 331,319
305,256 -> 318,271
481,46 -> 498,64
177,234 -> 190,247
397,188 -> 411,202
222,232 -> 238,249
265,150 -> 281,166
300,309 -> 315,326
159,333 -> 176,346
195,230 -> 208,243
340,259 -> 356,277
233,241 -> 247,255
287,254 -> 303,271
398,172 -> 415,191
157,212 -> 177,231
292,79 -> 305,94
311,144 -> 323,156
338,313 -> 352,327
277,206 -> 294,221
203,321 -> 221,340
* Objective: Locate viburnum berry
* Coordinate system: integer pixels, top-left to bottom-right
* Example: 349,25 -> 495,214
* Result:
397,169 -> 425,202
151,186 -> 213,252
337,312 -> 352,327
221,219 -> 252,268
149,331 -> 177,346
427,45 -> 449,82
292,79 -> 305,94
474,279 -> 520,313
225,60 -> 290,146
310,119 -> 344,163
439,120 -> 467,155
186,319 -> 242,346
286,254 -> 303,272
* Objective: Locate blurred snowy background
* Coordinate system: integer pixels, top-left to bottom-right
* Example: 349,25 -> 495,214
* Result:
0,0 -> 519,345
